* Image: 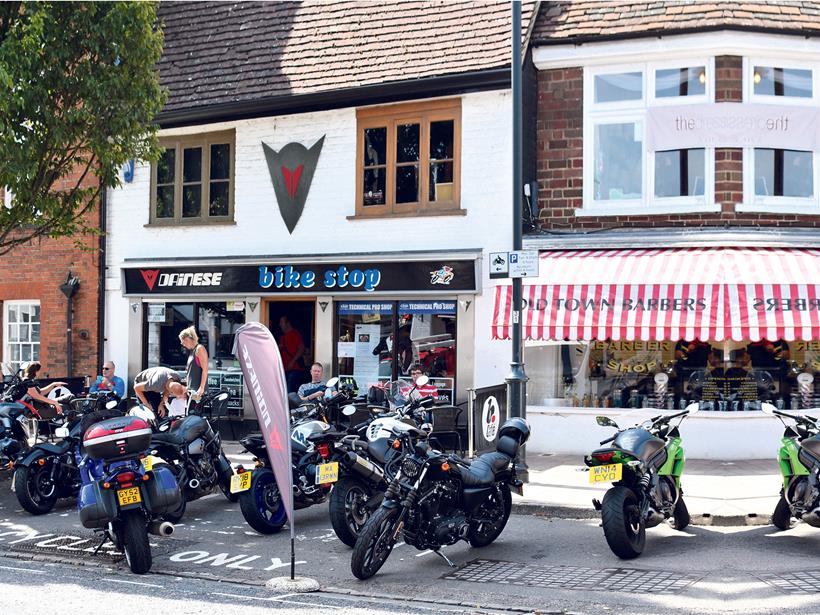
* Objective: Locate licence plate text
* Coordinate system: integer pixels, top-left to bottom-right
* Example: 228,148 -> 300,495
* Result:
117,487 -> 142,506
316,462 -> 339,485
230,472 -> 252,493
588,463 -> 623,484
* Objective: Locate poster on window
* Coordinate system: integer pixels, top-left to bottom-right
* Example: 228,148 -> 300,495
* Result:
354,324 -> 381,388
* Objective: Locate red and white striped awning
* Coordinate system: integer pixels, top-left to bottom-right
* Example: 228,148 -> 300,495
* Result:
492,248 -> 820,342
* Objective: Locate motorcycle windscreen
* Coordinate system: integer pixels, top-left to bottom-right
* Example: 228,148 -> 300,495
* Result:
233,322 -> 294,524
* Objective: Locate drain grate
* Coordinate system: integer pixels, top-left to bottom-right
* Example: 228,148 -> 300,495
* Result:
443,559 -> 701,595
758,571 -> 820,594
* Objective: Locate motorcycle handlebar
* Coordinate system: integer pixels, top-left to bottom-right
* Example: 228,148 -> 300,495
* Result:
599,435 -> 616,446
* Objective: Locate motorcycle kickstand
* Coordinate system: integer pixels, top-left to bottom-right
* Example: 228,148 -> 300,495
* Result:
434,549 -> 457,568
91,532 -> 112,556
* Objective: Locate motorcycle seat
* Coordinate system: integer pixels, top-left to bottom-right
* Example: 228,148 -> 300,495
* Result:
151,431 -> 187,446
458,451 -> 511,487
613,429 -> 666,463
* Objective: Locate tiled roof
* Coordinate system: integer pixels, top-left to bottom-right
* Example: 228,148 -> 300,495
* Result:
533,1 -> 820,44
158,1 -> 536,114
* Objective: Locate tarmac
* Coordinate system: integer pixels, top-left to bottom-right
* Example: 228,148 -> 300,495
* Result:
513,452 -> 783,526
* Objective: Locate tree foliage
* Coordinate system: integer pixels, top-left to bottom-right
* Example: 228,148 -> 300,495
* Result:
0,2 -> 164,254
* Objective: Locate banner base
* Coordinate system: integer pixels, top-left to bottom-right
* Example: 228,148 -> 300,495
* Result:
265,576 -> 320,593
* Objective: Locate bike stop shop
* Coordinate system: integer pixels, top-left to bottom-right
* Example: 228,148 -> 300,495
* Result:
121,253 -> 478,437
491,247 -> 820,458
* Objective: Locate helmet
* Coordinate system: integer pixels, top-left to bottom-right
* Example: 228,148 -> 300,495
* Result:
497,417 -> 530,445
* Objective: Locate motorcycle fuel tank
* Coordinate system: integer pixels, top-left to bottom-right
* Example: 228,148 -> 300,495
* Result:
291,420 -> 330,452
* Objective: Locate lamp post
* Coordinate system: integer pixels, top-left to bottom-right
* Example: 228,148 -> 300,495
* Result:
506,0 -> 528,480
59,271 -> 80,376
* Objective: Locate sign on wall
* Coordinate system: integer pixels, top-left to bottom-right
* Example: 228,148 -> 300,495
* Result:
262,137 -> 325,234
647,103 -> 820,151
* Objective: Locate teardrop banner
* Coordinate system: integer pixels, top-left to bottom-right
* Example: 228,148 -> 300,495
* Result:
232,322 -> 296,576
262,136 -> 325,234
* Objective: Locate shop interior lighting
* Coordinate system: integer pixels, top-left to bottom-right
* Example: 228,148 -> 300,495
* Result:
754,71 -> 762,84
698,71 -> 706,85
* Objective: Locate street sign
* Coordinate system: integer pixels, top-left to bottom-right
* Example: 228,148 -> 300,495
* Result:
509,250 -> 539,278
489,252 -> 509,279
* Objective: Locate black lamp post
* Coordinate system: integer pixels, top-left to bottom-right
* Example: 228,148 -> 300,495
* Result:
59,271 -> 80,376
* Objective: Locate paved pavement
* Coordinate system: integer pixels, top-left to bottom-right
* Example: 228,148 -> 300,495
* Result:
514,452 -> 783,525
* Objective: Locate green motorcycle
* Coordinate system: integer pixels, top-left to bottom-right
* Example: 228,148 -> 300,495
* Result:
762,404 -> 820,531
584,407 -> 693,559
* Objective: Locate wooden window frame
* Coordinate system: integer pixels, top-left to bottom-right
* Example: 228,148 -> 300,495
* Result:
149,129 -> 236,226
355,99 -> 461,217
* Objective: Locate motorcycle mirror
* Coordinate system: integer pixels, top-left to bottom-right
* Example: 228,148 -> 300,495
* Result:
55,426 -> 70,438
105,399 -> 119,410
342,405 -> 356,416
415,375 -> 430,387
760,402 -> 777,416
215,392 -> 230,402
595,416 -> 618,429
326,377 -> 339,388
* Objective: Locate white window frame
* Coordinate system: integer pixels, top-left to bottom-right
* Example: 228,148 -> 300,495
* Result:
3,300 -> 40,372
739,56 -> 820,214
581,58 -> 718,217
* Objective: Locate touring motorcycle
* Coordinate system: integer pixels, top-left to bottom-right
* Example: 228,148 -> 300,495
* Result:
584,407 -> 693,559
350,417 -> 529,580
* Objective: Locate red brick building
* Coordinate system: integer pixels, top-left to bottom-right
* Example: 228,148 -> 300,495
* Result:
0,183 -> 102,383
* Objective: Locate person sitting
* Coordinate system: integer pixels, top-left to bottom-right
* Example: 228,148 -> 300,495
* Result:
298,362 -> 327,402
133,366 -> 187,418
404,363 -> 438,399
19,361 -> 65,415
89,361 -> 125,397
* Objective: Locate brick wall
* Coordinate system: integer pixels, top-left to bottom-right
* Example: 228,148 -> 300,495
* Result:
534,55 -> 820,230
0,183 -> 101,380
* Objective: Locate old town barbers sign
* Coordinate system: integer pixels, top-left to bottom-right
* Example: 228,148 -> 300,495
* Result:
647,103 -> 820,151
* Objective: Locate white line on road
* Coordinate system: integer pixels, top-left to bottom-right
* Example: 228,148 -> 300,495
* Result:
108,579 -> 164,588
0,565 -> 46,575
210,592 -> 342,610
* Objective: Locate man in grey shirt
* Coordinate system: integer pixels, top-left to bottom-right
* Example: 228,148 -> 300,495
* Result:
133,366 -> 186,418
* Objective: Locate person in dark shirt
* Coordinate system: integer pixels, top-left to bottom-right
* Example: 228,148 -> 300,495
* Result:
675,340 -> 711,368
747,339 -> 790,371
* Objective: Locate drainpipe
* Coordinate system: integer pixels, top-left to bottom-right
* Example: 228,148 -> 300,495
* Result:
59,272 -> 80,376
97,186 -> 108,372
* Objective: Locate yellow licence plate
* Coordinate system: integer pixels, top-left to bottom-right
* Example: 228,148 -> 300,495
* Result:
315,462 -> 339,485
588,463 -> 623,484
230,472 -> 252,493
141,456 -> 153,472
117,487 -> 142,506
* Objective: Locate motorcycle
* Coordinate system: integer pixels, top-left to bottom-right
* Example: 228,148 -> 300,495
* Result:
78,411 -> 182,574
0,369 -> 43,465
762,403 -> 820,530
350,417 -> 530,580
129,389 -> 236,522
13,390 -> 121,515
584,407 -> 693,559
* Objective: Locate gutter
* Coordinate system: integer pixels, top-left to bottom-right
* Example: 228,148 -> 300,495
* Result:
156,67 -> 511,129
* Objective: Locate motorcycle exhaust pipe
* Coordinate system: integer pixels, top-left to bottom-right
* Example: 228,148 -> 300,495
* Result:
801,507 -> 820,528
344,451 -> 384,483
188,478 -> 200,490
148,521 -> 175,537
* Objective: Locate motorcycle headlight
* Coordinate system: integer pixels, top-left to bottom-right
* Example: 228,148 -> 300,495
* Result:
401,458 -> 420,479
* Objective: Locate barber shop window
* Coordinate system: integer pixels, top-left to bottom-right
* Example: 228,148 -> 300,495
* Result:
150,130 -> 235,225
355,99 -> 461,217
583,60 -> 715,216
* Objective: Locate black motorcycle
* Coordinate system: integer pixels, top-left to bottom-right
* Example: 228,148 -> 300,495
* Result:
350,417 -> 530,580
13,391 -> 121,515
132,389 -> 236,522
0,370 -> 41,465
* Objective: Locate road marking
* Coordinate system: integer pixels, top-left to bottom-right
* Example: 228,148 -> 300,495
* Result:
0,565 -> 46,574
210,592 -> 342,610
108,579 -> 164,588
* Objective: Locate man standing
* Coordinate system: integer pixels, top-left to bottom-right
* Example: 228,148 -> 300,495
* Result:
89,361 -> 126,397
133,366 -> 186,418
298,362 -> 327,401
278,315 -> 306,393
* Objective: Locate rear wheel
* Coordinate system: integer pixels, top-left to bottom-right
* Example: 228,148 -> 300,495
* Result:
469,483 -> 512,547
238,469 -> 287,534
772,495 -> 792,531
671,497 -> 690,531
351,506 -> 401,580
601,486 -> 645,559
121,510 -> 152,574
14,459 -> 59,515
329,477 -> 373,547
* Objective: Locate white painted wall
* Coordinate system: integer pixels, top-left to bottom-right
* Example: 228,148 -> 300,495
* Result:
104,91 -> 514,390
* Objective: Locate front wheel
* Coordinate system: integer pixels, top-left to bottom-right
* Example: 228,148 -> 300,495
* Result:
351,505 -> 402,580
121,510 -> 152,574
469,483 -> 512,547
238,469 -> 287,534
329,477 -> 374,548
772,496 -> 792,531
601,486 -> 645,559
14,460 -> 59,515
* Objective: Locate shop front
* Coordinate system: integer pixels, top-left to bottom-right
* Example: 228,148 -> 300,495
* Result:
121,254 -> 478,434
491,247 -> 820,458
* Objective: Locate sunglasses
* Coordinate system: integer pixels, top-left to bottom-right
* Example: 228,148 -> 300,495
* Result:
102,367 -> 112,371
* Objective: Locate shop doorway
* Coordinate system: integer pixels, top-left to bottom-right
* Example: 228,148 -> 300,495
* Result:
268,300 -> 315,393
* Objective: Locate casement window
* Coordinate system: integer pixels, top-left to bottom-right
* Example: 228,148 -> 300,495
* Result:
582,60 -> 716,216
3,301 -> 40,372
150,130 -> 235,225
355,99 -> 461,217
741,59 -> 820,213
